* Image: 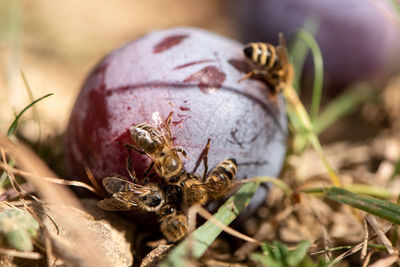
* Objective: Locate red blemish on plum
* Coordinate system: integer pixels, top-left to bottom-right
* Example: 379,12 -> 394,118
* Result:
171,119 -> 185,126
179,106 -> 190,111
183,66 -> 226,94
228,58 -> 253,73
114,129 -> 132,145
82,63 -> 110,148
173,59 -> 216,70
91,61 -> 109,76
153,34 -> 188,54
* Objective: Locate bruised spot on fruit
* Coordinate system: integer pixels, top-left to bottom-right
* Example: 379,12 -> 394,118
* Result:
183,66 -> 226,94
153,34 -> 189,54
179,106 -> 190,111
228,58 -> 253,74
82,62 -> 110,147
173,59 -> 216,70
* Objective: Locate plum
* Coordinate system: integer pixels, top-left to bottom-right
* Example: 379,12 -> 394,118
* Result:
65,27 -> 287,215
233,0 -> 400,93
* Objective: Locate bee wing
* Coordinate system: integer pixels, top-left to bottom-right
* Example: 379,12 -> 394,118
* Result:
103,175 -> 152,195
102,175 -> 131,194
97,198 -> 136,211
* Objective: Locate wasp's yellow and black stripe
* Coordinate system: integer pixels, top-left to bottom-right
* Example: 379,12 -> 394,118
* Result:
243,42 -> 278,70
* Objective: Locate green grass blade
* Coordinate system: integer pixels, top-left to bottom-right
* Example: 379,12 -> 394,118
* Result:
295,29 -> 324,124
326,187 -> 400,224
289,18 -> 319,93
287,240 -> 311,266
283,85 -> 341,187
388,0 -> 400,16
160,182 -> 259,267
20,71 -> 42,143
7,93 -> 53,136
390,156 -> 400,181
314,83 -> 375,134
344,184 -> 392,199
0,159 -> 14,187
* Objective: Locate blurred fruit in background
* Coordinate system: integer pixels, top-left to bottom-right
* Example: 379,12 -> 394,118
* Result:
233,0 -> 400,95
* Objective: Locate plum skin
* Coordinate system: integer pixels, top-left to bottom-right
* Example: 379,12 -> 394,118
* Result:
64,27 -> 288,214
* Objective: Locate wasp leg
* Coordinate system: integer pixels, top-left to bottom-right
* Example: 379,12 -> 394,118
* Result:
191,138 -> 211,181
238,69 -> 268,83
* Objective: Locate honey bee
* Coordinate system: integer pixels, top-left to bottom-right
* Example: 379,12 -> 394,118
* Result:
242,33 -> 294,92
181,158 -> 238,211
129,112 -> 186,184
97,175 -> 165,212
156,204 -> 188,243
203,158 -> 238,200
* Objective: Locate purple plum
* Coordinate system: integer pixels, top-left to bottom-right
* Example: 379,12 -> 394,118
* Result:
65,27 -> 287,215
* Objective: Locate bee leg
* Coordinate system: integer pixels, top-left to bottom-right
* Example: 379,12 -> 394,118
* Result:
84,167 -> 106,196
142,176 -> 150,185
143,161 -> 155,178
163,111 -> 174,140
123,144 -> 146,155
191,138 -> 211,181
174,147 -> 187,158
125,155 -> 138,184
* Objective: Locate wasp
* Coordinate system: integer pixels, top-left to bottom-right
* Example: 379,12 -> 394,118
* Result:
241,33 -> 294,93
128,112 -> 186,184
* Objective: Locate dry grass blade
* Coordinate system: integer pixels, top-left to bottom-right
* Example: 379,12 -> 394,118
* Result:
365,215 -> 398,255
362,251 -> 373,267
361,219 -> 369,260
0,163 -> 101,196
191,205 -> 260,244
0,151 -> 53,266
0,247 -> 42,259
328,225 -> 393,267
369,254 -> 399,267
0,134 -> 108,267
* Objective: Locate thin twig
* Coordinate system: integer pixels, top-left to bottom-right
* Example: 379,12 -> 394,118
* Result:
362,251 -> 373,267
0,247 -> 42,259
189,205 -> 260,244
327,225 -> 393,267
0,162 -> 101,196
